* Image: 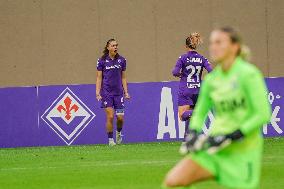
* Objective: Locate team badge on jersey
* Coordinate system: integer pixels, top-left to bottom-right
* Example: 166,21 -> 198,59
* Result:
41,87 -> 95,145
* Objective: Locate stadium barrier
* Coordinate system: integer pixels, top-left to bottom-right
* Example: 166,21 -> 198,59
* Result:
0,78 -> 283,148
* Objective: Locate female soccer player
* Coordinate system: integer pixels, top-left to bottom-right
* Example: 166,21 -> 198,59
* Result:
96,39 -> 130,146
164,27 -> 271,188
172,32 -> 212,138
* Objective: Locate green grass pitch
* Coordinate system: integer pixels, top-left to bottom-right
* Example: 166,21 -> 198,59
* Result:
0,138 -> 283,189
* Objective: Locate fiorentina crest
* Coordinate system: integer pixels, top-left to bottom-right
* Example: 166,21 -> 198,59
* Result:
41,87 -> 95,145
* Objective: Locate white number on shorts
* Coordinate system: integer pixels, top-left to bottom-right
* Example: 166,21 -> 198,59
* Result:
186,65 -> 202,83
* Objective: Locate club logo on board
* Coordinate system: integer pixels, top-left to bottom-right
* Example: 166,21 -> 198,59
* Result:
41,87 -> 95,145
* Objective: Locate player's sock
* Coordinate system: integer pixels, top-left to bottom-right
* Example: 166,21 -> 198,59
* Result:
181,110 -> 193,121
184,120 -> 190,139
116,117 -> 123,144
116,130 -> 123,144
117,127 -> 122,132
107,132 -> 113,139
116,127 -> 123,144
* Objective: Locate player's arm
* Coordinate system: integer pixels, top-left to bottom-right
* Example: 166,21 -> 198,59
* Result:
122,71 -> 130,99
96,71 -> 102,101
96,59 -> 103,101
239,70 -> 271,135
204,58 -> 213,73
172,56 -> 183,77
121,59 -> 130,99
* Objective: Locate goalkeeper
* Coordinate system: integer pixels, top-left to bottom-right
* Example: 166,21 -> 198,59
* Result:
163,27 -> 271,189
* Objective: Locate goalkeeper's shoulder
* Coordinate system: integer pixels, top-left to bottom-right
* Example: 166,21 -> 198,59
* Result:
239,59 -> 264,79
201,67 -> 218,89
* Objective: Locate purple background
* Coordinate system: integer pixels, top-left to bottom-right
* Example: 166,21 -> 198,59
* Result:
0,78 -> 283,148
0,87 -> 38,147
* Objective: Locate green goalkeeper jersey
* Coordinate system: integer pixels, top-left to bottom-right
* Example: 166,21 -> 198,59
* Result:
191,57 -> 271,152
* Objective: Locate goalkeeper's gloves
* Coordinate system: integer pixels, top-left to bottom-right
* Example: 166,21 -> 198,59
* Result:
179,130 -> 207,155
205,130 -> 244,154
179,129 -> 244,155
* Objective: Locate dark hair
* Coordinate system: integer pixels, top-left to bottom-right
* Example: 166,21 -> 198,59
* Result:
218,27 -> 251,61
186,32 -> 202,50
101,38 -> 119,60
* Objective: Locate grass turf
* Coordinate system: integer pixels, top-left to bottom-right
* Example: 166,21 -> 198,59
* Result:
0,138 -> 283,189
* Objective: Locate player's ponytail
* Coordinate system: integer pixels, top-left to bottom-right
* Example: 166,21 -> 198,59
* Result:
101,38 -> 116,60
219,27 -> 251,62
239,44 -> 251,62
186,32 -> 203,50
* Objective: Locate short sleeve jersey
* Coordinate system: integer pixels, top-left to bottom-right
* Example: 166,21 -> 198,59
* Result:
97,55 -> 126,96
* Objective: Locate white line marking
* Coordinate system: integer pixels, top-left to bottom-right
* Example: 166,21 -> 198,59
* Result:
0,160 -> 176,172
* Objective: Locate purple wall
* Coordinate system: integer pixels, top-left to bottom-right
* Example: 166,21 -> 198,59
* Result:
0,78 -> 283,148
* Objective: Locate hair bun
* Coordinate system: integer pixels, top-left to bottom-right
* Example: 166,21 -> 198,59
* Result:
186,32 -> 202,50
240,45 -> 251,62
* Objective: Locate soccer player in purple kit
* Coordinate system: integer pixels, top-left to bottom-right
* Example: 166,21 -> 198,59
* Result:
96,39 -> 130,146
172,32 -> 212,139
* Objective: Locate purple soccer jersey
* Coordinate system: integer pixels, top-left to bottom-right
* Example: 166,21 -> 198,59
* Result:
97,54 -> 126,97
172,51 -> 212,95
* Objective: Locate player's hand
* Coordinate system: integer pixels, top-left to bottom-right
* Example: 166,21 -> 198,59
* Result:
205,130 -> 244,154
125,92 -> 131,99
96,94 -> 102,101
179,130 -> 207,155
174,73 -> 182,78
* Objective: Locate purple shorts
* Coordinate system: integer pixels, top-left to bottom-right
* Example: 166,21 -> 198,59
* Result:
178,92 -> 198,107
101,95 -> 125,115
